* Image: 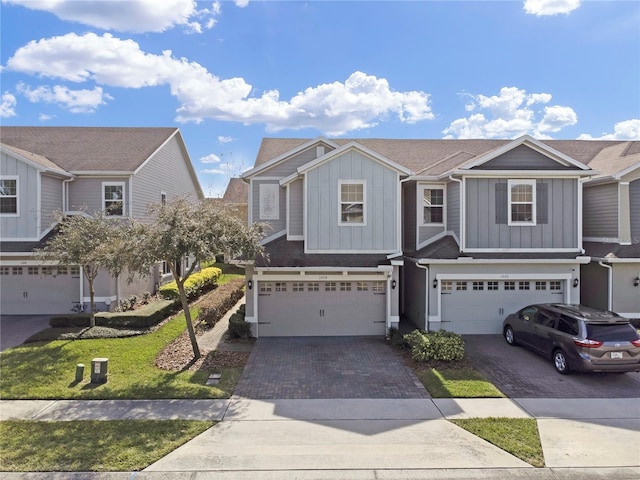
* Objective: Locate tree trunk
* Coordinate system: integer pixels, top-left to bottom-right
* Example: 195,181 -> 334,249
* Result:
177,280 -> 200,359
88,279 -> 96,328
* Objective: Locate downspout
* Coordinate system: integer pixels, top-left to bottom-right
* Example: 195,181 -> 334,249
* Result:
598,262 -> 613,311
448,175 -> 463,250
415,263 -> 430,332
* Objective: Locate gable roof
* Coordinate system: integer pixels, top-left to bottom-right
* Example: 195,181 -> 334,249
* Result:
0,126 -> 180,173
1,143 -> 70,176
222,178 -> 249,204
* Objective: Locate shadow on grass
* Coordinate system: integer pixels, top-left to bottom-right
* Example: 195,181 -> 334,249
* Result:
412,360 -> 505,398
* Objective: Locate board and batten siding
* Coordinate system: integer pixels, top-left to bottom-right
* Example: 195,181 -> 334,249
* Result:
0,152 -> 39,238
68,177 -> 129,214
132,135 -> 200,218
583,183 -> 618,239
258,144 -> 335,178
465,178 -> 578,249
251,180 -> 286,234
447,181 -> 460,239
474,145 -> 575,170
630,180 -> 640,241
40,175 -> 63,233
288,178 -> 303,237
306,150 -> 398,252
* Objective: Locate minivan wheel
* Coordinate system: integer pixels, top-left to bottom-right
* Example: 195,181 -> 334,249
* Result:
553,349 -> 570,374
504,326 -> 517,346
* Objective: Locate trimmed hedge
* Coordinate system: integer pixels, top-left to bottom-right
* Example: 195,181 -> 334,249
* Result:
159,267 -> 222,301
196,278 -> 245,328
49,299 -> 178,329
228,304 -> 251,339
403,329 -> 465,362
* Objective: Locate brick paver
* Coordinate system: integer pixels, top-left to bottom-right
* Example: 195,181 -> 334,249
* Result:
464,335 -> 640,398
234,336 -> 429,399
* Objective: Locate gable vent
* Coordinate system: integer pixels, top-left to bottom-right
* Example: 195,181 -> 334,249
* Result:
316,146 -> 325,158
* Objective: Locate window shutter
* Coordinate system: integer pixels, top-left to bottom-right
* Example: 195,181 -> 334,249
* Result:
495,183 -> 508,224
537,182 -> 548,224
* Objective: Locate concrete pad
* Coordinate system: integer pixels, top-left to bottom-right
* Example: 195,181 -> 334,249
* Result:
224,398 -> 442,421
515,398 -> 640,419
146,418 -> 531,472
0,400 -> 56,420
433,398 -> 532,419
32,399 -> 230,421
0,315 -> 52,351
538,418 -> 640,467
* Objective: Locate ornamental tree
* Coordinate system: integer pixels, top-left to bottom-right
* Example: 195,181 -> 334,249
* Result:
131,197 -> 265,358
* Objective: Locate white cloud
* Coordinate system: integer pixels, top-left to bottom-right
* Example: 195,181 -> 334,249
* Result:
234,0 -> 249,7
200,153 -> 221,164
202,168 -> 225,175
3,0 -> 218,34
0,92 -> 17,118
16,82 -> 112,113
6,33 -> 434,135
443,87 -> 577,139
523,0 -> 581,16
578,119 -> 640,140
38,113 -> 55,121
218,136 -> 233,143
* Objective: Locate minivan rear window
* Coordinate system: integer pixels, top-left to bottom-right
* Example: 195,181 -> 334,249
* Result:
586,323 -> 639,342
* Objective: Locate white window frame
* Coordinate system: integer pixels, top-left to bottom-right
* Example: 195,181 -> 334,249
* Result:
259,183 -> 279,220
338,180 -> 366,226
418,184 -> 445,226
102,181 -> 125,217
508,179 -> 536,226
161,191 -> 167,206
0,176 -> 19,217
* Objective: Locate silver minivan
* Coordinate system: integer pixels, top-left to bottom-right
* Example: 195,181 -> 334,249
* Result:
502,304 -> 640,374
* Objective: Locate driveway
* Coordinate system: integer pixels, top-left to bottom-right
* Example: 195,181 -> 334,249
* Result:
234,336 -> 429,399
0,315 -> 52,352
464,335 -> 640,398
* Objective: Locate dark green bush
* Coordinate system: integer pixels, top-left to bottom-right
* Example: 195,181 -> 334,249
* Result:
196,278 -> 245,328
159,267 -> 222,300
403,329 -> 465,362
228,309 -> 251,339
388,327 -> 409,349
49,300 -> 178,329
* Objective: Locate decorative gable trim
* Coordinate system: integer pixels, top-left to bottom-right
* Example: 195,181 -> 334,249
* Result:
460,134 -> 591,171
242,137 -> 339,179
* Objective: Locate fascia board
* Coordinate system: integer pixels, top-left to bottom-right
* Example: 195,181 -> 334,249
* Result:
297,141 -> 413,176
242,136 -> 339,179
444,170 -> 597,178
461,134 -> 591,171
417,257 -> 591,265
591,257 -> 640,263
0,145 -> 72,178
280,172 -> 299,186
69,171 -> 134,176
615,162 -> 640,180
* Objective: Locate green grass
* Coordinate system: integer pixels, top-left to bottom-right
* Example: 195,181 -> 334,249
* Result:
0,420 -> 214,472
0,308 -> 241,399
414,364 -> 505,398
451,418 -> 545,467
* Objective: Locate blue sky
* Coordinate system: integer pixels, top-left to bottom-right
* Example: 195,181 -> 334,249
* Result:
1,0 -> 639,197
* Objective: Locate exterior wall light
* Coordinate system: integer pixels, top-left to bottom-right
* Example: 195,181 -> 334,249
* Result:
573,278 -> 579,288
248,280 -> 253,289
392,280 -> 397,289
433,279 -> 438,289
634,277 -> 640,287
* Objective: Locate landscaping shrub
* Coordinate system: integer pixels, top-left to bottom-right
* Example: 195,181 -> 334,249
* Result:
50,300 -> 178,329
228,305 -> 251,339
196,278 -> 245,328
159,267 -> 222,300
403,329 -> 465,362
388,326 -> 409,349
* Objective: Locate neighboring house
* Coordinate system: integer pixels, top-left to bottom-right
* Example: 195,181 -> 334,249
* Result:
221,177 -> 249,225
242,135 -> 639,337
0,126 -> 203,315
580,142 -> 640,319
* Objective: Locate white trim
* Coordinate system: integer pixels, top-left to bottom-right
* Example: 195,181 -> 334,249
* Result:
396,172 -> 402,252
417,183 -> 446,228
36,173 -> 41,236
253,272 -> 388,282
82,295 -> 117,304
304,249 -> 395,254
248,178 -> 253,224
583,236 -> 621,243
418,257 -> 590,265
280,172 -> 299,186
507,179 -> 536,226
134,128 -> 177,174
259,183 -> 279,220
70,171 -> 134,176
252,176 -> 282,181
416,230 -> 452,253
578,178 -> 585,252
338,179 -> 367,226
463,247 -> 579,253
614,162 -> 640,180
128,176 -> 133,218
0,175 -> 19,217
303,174 -> 308,248
591,257 -> 640,264
255,266 -> 391,273
101,181 -> 126,217
0,144 -> 72,177
446,170 -> 594,179
285,183 -> 290,237
260,230 -> 286,245
287,235 -> 304,241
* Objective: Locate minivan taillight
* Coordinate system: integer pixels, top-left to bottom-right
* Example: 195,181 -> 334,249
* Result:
574,339 -> 603,348
632,339 -> 640,348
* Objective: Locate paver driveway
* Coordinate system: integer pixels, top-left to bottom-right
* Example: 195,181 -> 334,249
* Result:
234,336 -> 429,399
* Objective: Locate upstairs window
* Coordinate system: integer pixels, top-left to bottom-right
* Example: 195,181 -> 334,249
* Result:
508,180 -> 536,225
103,182 -> 125,216
0,177 -> 18,215
420,185 -> 444,225
259,183 -> 279,220
339,180 -> 366,225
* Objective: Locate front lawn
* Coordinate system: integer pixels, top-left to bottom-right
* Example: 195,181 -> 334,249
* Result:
0,308 -> 241,399
0,420 -> 214,472
414,362 -> 505,398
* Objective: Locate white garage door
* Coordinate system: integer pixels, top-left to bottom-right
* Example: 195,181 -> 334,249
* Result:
0,265 -> 80,315
258,280 -> 387,337
441,279 -> 566,334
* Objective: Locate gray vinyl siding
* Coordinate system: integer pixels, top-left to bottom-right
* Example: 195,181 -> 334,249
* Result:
0,152 -> 39,238
288,179 -> 303,237
132,135 -> 200,218
466,178 -> 578,249
447,181 -> 460,239
68,177 -> 130,215
40,174 -> 63,232
474,145 -> 574,170
612,263 -> 640,315
403,183 -> 416,251
583,183 -> 618,238
630,180 -> 640,240
306,150 -> 398,252
252,180 -> 286,234
258,144 -> 335,178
